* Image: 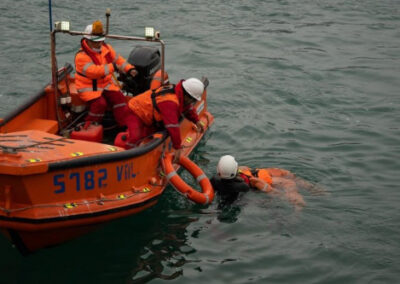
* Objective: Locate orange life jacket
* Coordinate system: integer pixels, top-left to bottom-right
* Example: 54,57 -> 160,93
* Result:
128,85 -> 179,126
239,168 -> 273,185
75,40 -> 134,102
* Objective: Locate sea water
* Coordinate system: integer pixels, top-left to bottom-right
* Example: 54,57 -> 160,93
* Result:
0,0 -> 399,283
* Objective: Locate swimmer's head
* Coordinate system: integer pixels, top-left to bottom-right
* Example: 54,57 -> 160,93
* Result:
217,155 -> 238,179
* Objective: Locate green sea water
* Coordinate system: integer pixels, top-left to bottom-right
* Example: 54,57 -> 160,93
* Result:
0,0 -> 399,283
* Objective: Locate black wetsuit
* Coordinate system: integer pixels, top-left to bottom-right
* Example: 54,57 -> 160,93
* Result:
210,176 -> 250,206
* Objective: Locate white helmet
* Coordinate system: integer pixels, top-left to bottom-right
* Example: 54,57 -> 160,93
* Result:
83,24 -> 105,42
182,78 -> 204,101
217,155 -> 238,179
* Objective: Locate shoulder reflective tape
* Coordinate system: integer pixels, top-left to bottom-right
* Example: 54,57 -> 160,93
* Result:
166,171 -> 177,181
185,137 -> 193,143
196,174 -> 206,183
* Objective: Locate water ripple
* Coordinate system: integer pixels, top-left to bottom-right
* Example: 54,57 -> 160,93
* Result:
1,0 -> 400,283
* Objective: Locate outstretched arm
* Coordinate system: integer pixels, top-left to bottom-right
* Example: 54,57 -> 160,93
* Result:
267,168 -> 326,194
265,168 -> 295,179
249,177 -> 273,193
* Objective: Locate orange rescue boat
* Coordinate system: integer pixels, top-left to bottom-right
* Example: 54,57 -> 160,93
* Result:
0,16 -> 214,254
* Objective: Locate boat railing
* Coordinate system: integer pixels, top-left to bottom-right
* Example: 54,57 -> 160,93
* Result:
50,17 -> 165,134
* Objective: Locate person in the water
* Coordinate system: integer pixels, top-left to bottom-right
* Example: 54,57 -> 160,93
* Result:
211,155 -> 316,209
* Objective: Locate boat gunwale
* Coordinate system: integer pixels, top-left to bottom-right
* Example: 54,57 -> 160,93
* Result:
48,130 -> 168,171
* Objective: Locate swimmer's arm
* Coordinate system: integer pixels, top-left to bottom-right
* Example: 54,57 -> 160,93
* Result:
266,168 -> 295,178
249,177 -> 272,193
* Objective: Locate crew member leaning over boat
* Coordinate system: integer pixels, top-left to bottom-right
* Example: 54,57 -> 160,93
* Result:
74,20 -> 138,129
124,78 -> 205,160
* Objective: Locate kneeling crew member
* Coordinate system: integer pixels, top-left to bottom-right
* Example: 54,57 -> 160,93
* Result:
127,78 -> 205,156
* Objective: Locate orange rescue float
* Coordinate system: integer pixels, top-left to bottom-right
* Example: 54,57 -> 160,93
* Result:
162,153 -> 214,205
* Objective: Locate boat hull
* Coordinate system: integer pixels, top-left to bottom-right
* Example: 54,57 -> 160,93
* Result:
0,74 -> 214,253
1,198 -> 158,254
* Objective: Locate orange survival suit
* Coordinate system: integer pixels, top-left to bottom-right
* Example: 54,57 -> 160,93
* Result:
125,80 -> 199,149
74,39 -> 136,125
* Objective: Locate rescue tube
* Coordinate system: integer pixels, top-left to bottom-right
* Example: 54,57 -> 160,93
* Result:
162,153 -> 214,205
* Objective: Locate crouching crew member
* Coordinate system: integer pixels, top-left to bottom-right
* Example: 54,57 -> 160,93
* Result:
74,20 -> 138,129
126,78 -> 205,157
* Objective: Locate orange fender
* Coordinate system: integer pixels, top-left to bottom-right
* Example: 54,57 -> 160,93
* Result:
162,153 -> 214,205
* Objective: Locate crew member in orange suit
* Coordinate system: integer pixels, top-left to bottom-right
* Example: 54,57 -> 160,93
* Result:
125,78 -> 205,159
74,20 -> 138,129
